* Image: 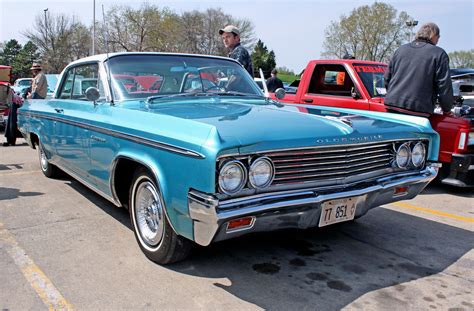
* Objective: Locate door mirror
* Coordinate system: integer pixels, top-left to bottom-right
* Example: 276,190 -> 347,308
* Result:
351,87 -> 361,99
85,87 -> 100,103
274,88 -> 286,100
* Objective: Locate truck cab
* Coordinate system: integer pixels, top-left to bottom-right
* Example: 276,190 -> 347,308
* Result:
274,59 -> 474,188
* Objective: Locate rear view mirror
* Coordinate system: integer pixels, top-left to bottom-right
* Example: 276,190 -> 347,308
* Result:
274,88 -> 286,100
351,87 -> 361,99
85,87 -> 100,104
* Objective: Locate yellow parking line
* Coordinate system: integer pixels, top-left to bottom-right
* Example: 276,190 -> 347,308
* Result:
390,202 -> 474,223
0,223 -> 74,310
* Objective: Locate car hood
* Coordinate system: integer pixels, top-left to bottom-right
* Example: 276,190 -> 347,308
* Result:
133,98 -> 433,154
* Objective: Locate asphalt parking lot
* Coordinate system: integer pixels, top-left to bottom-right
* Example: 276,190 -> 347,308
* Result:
1,135 -> 473,310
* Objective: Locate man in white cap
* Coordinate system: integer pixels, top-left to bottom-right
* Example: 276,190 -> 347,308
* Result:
28,62 -> 47,99
219,25 -> 254,77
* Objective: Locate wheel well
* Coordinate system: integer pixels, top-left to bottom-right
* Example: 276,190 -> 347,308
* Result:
29,133 -> 39,149
113,158 -> 150,209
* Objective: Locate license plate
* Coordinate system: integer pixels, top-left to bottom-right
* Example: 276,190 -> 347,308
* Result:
319,196 -> 360,227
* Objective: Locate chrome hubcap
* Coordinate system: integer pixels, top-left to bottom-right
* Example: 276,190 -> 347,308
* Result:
135,181 -> 164,246
39,146 -> 48,171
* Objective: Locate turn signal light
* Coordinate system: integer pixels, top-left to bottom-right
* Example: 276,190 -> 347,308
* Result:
394,186 -> 408,196
227,217 -> 255,231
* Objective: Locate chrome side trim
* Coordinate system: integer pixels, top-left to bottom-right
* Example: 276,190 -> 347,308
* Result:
19,111 -> 205,159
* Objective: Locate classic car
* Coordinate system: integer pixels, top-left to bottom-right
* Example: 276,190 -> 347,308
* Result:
12,78 -> 33,98
18,52 -> 440,264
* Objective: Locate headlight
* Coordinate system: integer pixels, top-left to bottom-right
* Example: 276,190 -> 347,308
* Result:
218,161 -> 247,194
395,143 -> 410,168
249,157 -> 275,188
411,142 -> 426,168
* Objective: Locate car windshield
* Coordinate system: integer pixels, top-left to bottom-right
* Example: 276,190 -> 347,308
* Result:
17,79 -> 31,87
106,54 -> 263,102
353,64 -> 387,98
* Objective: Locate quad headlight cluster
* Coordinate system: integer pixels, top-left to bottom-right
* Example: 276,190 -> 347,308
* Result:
394,141 -> 426,169
218,157 -> 275,194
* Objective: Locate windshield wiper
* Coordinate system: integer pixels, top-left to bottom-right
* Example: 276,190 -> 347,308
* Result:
146,93 -> 208,103
213,91 -> 264,98
147,91 -> 264,103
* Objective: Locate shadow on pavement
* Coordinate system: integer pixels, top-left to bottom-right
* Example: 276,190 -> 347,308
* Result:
66,179 -> 131,229
167,209 -> 473,310
0,163 -> 24,171
0,187 -> 43,201
421,182 -> 474,198
60,174 -> 473,310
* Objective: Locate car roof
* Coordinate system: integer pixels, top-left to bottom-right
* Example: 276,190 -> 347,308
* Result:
66,52 -> 240,68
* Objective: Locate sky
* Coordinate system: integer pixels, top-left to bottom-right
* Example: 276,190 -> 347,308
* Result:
0,0 -> 473,72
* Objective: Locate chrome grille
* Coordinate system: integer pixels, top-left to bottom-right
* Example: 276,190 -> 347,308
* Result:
265,142 -> 396,185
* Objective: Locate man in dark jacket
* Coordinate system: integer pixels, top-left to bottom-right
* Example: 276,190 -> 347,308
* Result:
384,22 -> 453,117
266,68 -> 284,92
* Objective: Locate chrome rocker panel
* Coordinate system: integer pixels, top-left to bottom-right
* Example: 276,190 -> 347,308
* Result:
188,164 -> 438,246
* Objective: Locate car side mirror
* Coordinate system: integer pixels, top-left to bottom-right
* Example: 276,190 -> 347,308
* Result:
351,87 -> 361,99
274,88 -> 286,100
85,87 -> 100,104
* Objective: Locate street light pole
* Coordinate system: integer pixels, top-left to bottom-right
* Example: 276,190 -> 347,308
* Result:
92,0 -> 95,55
43,8 -> 48,43
405,19 -> 419,41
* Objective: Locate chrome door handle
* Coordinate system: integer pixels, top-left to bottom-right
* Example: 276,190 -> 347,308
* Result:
303,98 -> 313,103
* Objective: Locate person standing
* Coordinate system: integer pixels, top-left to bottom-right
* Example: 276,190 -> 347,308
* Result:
384,22 -> 453,117
27,63 -> 48,99
219,25 -> 254,77
266,68 -> 284,92
2,82 -> 23,146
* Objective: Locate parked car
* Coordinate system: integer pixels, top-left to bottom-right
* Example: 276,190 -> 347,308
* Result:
18,52 -> 440,264
451,68 -> 474,100
272,59 -> 474,187
12,78 -> 33,98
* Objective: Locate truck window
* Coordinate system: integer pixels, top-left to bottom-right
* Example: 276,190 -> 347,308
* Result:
353,64 -> 387,98
307,64 -> 354,97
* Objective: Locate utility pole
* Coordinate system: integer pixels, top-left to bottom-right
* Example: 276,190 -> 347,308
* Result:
43,8 -> 48,43
92,0 -> 95,55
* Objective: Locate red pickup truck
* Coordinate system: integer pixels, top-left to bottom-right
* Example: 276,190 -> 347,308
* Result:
273,59 -> 474,187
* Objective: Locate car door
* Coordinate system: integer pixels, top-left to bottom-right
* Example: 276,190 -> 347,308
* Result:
53,63 -> 102,182
301,64 -> 370,110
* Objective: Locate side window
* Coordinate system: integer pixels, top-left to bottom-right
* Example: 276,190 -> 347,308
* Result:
58,70 -> 74,99
58,64 -> 104,101
308,65 -> 355,97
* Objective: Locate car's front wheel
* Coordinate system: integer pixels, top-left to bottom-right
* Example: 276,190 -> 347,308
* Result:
37,142 -> 59,178
129,168 -> 192,264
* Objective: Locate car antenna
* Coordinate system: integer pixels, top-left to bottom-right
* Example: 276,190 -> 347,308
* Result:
102,4 -> 114,105
259,68 -> 269,98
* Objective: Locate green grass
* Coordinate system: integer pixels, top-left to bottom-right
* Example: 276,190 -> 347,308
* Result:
278,73 -> 298,83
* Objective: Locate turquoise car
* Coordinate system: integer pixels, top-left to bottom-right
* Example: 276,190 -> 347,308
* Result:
18,52 -> 440,264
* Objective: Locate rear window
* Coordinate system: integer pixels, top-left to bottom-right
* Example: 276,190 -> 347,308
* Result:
353,64 -> 387,98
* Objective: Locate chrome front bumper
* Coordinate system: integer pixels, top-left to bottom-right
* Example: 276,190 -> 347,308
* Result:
188,164 -> 439,246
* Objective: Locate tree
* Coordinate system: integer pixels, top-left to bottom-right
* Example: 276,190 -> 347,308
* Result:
24,12 -> 91,73
0,40 -> 39,80
449,49 -> 474,68
251,40 -> 276,77
322,2 -> 412,62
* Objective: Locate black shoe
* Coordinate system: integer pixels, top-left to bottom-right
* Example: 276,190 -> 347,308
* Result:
2,142 -> 10,146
